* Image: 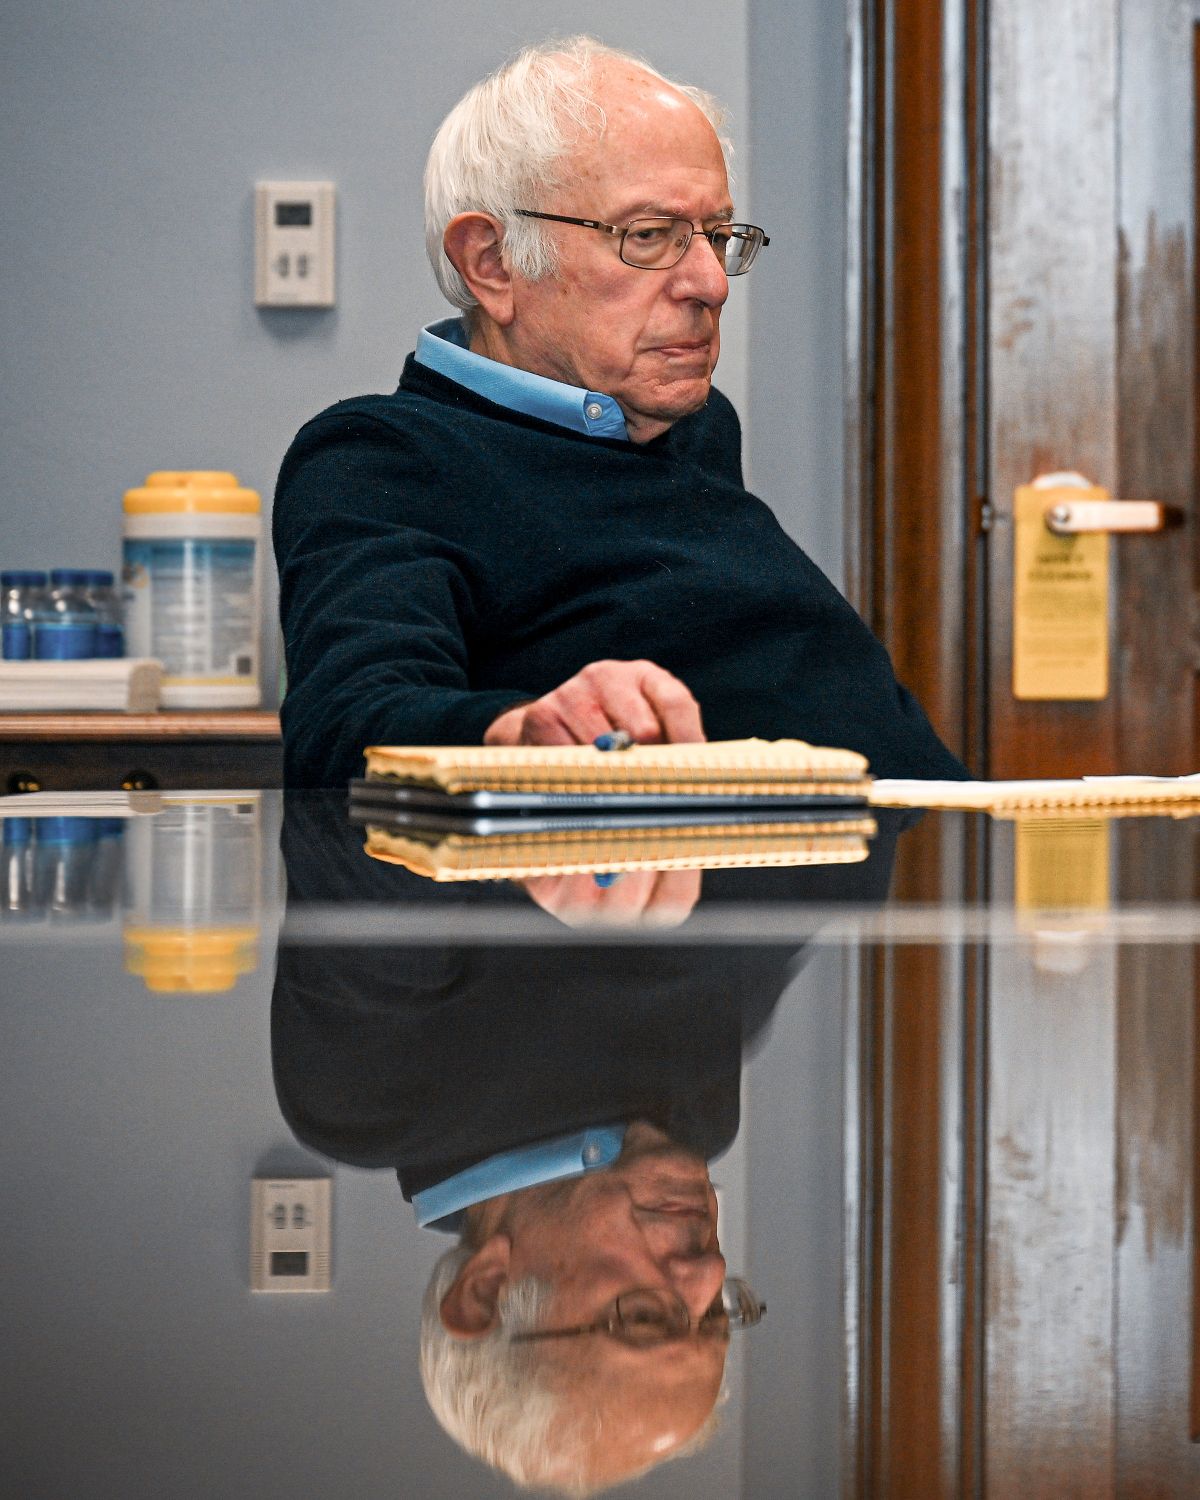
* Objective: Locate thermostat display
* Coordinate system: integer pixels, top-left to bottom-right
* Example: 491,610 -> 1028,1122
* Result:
250,1176 -> 332,1292
274,202 -> 312,227
255,181 -> 335,308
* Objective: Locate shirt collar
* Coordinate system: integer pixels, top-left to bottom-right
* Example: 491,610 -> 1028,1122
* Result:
412,1124 -> 627,1233
414,317 -> 629,441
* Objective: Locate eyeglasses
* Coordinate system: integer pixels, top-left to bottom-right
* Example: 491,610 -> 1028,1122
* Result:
514,210 -> 770,276
509,1277 -> 765,1349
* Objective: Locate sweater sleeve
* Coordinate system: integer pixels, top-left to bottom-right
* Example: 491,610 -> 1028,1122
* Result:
273,410 -> 530,787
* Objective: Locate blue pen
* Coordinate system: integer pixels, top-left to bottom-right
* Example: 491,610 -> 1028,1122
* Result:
592,730 -> 634,886
593,729 -> 635,752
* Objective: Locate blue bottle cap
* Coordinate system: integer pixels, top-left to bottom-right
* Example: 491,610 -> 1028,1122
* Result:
49,568 -> 95,587
80,569 -> 115,587
1,570 -> 48,588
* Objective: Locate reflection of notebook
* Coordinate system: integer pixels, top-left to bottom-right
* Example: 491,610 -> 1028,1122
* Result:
360,813 -> 878,882
870,776 -> 1200,816
360,737 -> 870,804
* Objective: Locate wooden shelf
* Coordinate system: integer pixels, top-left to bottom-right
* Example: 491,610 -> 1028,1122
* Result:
0,711 -> 281,741
0,711 -> 283,790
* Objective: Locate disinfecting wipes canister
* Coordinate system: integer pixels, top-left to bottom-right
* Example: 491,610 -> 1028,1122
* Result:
122,471 -> 262,709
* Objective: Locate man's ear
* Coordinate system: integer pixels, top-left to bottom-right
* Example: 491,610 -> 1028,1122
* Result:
439,1233 -> 512,1339
442,213 -> 516,326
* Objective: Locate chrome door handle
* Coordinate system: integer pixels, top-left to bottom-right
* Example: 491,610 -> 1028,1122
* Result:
1044,500 -> 1169,534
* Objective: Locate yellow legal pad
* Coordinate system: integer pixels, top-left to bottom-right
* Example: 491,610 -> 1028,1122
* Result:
361,816 -> 877,882
362,737 -> 871,797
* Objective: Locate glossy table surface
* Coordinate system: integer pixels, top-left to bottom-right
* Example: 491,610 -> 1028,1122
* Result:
2,790 -> 1197,1499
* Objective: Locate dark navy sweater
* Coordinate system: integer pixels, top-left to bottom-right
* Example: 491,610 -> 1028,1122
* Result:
273,357 -> 967,787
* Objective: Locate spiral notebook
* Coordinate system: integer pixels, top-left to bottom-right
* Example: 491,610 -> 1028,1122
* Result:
360,813 -> 877,882
358,737 -> 871,809
870,775 -> 1200,816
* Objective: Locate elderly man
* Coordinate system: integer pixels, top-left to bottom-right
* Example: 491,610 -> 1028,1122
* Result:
274,36 -> 966,787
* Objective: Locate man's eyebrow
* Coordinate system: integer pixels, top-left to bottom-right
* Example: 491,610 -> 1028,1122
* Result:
611,202 -> 736,224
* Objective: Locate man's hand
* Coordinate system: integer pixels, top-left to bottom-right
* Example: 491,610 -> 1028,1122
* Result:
522,869 -> 702,928
484,659 -> 705,746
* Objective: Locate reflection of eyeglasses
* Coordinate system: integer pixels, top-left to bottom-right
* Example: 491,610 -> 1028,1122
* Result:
514,210 -> 771,275
509,1277 -> 765,1348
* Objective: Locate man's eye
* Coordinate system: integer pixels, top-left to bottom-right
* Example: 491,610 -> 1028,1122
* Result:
628,224 -> 671,244
625,1306 -> 669,1326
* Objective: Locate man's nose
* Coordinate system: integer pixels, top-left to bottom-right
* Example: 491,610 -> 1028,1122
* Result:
671,231 -> 730,306
665,1248 -> 728,1323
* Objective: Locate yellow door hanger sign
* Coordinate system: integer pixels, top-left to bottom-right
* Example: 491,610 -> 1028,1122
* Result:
1013,473 -> 1109,700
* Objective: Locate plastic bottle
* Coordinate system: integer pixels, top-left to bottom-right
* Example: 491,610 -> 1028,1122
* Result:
1,570 -> 47,661
34,570 -> 99,660
80,570 -> 125,658
1,817 -> 40,920
122,471 -> 262,708
33,817 -> 98,918
86,818 -> 126,917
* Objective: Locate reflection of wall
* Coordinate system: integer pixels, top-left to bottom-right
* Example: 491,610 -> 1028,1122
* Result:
744,949 -> 848,1497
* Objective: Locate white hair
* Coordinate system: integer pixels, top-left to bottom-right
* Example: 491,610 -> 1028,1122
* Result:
420,1246 -> 583,1492
423,35 -> 734,314
419,1242 -> 722,1497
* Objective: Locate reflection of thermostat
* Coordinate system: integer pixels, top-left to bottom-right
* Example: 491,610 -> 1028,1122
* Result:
254,180 -> 335,308
250,1177 -> 332,1292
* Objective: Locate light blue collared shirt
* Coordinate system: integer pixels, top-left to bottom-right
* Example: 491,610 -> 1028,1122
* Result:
412,1124 -> 627,1233
415,317 -> 629,440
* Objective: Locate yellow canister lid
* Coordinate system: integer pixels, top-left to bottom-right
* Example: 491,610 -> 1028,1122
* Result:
124,925 -> 260,993
124,470 -> 261,515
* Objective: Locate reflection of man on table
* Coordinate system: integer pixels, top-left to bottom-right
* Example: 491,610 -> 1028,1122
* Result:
274,36 -> 966,788
274,793 -> 903,1492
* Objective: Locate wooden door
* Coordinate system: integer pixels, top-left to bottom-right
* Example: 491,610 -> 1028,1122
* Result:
845,3 -> 1200,1495
848,0 -> 1200,781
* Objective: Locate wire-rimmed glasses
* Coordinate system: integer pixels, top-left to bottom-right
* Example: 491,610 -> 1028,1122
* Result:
509,1276 -> 765,1348
514,210 -> 770,275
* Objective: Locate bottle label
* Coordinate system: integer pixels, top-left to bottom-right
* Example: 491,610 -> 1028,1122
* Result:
2,621 -> 32,660
34,622 -> 97,660
123,538 -> 256,679
94,624 -> 125,659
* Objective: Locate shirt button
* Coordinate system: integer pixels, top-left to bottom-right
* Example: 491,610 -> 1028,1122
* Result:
585,402 -> 604,421
582,1141 -> 603,1166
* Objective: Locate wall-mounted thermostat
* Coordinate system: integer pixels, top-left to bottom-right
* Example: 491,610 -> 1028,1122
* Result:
250,1176 -> 332,1292
254,181 -> 335,308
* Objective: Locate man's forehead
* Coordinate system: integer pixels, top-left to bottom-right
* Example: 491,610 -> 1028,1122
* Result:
563,71 -> 731,217
605,194 -> 736,223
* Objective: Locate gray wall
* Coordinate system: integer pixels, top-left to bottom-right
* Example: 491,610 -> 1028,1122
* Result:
746,0 -> 847,584
1,0 -> 846,705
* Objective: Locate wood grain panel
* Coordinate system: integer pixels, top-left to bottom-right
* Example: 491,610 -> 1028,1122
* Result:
1112,769 -> 1200,1481
1195,977 -> 1200,1444
1115,0 -> 1197,775
845,0 -> 974,767
984,825 -> 1118,1495
1113,925 -> 1197,1486
986,0 -> 1120,776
